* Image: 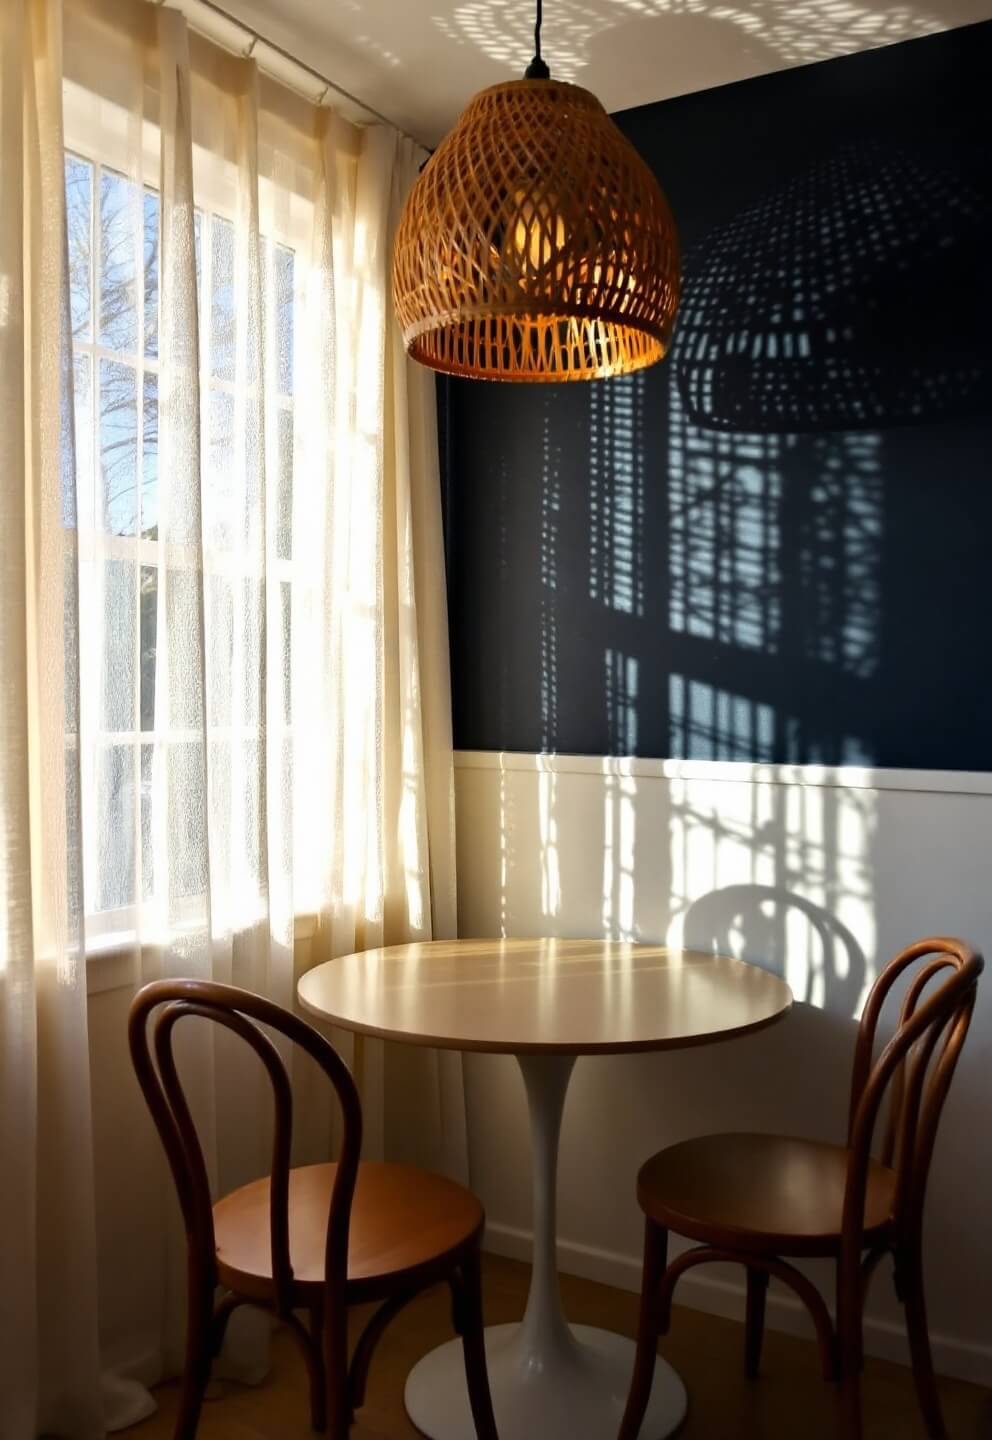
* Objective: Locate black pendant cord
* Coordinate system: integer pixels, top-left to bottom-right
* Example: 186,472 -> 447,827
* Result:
525,0 -> 550,78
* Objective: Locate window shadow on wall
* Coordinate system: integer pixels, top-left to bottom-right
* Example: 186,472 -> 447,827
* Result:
587,133 -> 992,770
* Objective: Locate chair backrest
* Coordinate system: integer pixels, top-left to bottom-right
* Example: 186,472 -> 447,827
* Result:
843,937 -> 982,1252
128,979 -> 362,1317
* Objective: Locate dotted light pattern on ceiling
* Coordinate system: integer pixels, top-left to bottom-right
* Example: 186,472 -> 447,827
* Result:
393,79 -> 680,382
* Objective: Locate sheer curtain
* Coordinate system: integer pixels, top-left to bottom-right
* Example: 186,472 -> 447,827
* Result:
1,0 -> 462,1431
1,0 -> 104,1433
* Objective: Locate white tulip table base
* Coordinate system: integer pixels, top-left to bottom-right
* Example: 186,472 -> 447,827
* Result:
404,1053 -> 688,1440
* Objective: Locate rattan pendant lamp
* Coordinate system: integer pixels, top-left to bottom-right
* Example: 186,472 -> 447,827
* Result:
392,0 -> 680,382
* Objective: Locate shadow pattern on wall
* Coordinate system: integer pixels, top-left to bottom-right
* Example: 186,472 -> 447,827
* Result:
680,884 -> 866,1011
675,140 -> 992,433
443,21 -> 992,771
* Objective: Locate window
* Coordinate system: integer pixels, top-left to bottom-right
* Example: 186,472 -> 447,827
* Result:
66,150 -> 299,945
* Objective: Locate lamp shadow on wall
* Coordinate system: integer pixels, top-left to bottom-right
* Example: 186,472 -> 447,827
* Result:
663,131 -> 992,768
675,139 -> 992,435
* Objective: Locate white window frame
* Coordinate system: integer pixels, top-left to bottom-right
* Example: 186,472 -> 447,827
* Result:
63,82 -> 315,962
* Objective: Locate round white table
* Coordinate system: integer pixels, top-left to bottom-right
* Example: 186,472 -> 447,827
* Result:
298,938 -> 792,1440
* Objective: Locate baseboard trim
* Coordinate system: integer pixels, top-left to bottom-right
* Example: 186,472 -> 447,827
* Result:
483,1222 -> 992,1388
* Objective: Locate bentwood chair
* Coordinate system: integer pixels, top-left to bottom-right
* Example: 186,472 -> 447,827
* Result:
618,937 -> 983,1440
129,980 -> 499,1440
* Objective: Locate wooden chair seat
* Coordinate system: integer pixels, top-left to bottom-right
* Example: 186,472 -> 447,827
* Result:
130,981 -> 499,1439
214,1161 -> 484,1302
638,1133 -> 897,1258
618,938 -> 983,1440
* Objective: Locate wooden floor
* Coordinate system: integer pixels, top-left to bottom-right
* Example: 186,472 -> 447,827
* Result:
133,1254 -> 992,1439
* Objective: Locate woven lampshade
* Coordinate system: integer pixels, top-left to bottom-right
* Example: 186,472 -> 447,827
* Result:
393,78 -> 680,382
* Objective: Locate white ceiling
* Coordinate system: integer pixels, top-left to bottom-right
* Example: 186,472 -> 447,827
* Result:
225,0 -> 992,146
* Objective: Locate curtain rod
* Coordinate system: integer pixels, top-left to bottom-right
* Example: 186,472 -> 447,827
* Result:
156,0 -> 431,151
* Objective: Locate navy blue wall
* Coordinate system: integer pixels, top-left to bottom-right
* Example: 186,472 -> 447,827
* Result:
441,22 -> 992,769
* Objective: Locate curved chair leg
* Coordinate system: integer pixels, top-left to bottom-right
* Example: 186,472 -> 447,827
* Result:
274,1303 -> 328,1430
456,1245 -> 499,1440
306,1301 -> 327,1432
347,1290 -> 418,1415
175,1276 -> 215,1440
659,1245 -> 837,1384
901,1253 -> 947,1439
745,1267 -> 769,1379
323,1310 -> 351,1440
617,1222 -> 669,1440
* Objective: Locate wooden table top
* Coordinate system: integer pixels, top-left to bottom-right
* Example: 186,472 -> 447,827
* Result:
297,938 -> 793,1056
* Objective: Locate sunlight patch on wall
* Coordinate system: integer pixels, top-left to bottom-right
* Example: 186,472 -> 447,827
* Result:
606,649 -> 640,754
538,395 -> 562,921
537,759 -> 562,920
601,769 -> 638,941
669,675 -> 775,759
667,375 -> 884,763
669,386 -> 782,654
589,373 -> 645,617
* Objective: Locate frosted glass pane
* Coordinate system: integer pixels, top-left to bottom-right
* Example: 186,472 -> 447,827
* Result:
97,744 -> 135,911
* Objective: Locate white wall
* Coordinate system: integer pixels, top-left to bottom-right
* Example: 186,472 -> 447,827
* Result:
454,750 -> 992,1383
